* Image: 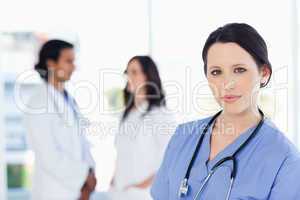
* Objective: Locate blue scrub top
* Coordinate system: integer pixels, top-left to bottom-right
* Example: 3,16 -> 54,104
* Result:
151,116 -> 300,200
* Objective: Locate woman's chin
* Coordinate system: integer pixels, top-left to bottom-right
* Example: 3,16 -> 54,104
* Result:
220,104 -> 245,115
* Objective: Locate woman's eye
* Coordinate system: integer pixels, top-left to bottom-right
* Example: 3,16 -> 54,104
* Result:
234,67 -> 247,73
210,69 -> 221,76
127,70 -> 137,76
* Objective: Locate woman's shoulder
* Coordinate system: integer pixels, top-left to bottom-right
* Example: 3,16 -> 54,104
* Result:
146,105 -> 177,121
166,116 -> 213,151
259,119 -> 300,159
259,121 -> 300,198
176,116 -> 212,134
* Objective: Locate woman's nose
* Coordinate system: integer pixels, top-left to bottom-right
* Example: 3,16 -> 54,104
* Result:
224,79 -> 236,90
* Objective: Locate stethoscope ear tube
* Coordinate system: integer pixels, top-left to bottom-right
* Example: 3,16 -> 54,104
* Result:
184,110 -> 223,181
231,157 -> 237,179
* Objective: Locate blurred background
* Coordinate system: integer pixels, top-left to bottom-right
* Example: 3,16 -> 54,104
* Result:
0,0 -> 299,199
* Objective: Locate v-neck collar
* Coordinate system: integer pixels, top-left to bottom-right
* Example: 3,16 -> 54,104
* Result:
129,101 -> 149,116
204,120 -> 261,171
46,82 -> 79,123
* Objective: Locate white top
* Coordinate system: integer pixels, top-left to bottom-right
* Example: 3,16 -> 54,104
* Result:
110,101 -> 177,200
24,82 -> 95,200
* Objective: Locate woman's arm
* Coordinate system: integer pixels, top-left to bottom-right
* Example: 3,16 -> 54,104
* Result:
150,125 -> 181,200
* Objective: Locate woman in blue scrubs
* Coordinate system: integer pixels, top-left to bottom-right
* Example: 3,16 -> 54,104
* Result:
151,23 -> 300,199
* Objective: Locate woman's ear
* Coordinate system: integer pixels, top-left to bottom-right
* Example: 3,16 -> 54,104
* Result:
260,65 -> 271,87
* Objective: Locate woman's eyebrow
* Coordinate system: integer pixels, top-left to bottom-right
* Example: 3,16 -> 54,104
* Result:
208,65 -> 221,70
231,63 -> 246,67
208,63 -> 246,70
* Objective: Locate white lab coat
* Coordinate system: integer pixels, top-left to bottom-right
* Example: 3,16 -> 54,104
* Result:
108,101 -> 177,200
24,82 -> 95,200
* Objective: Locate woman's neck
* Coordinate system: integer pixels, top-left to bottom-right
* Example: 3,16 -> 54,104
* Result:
214,107 -> 262,137
134,89 -> 147,108
134,97 -> 147,109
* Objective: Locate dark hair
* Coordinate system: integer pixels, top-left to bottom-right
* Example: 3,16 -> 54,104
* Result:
202,23 -> 272,87
122,56 -> 166,121
35,39 -> 74,81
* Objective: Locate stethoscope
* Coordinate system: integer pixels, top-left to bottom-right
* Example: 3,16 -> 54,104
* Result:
48,89 -> 77,119
48,87 -> 90,127
178,109 -> 265,200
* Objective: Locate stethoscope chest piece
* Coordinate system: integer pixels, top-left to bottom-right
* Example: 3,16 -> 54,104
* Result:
178,178 -> 189,197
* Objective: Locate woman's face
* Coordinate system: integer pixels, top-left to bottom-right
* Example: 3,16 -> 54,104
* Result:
126,59 -> 147,94
206,42 -> 270,115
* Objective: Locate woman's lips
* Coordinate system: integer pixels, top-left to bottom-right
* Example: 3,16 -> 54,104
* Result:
221,95 -> 241,103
